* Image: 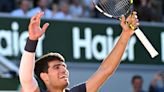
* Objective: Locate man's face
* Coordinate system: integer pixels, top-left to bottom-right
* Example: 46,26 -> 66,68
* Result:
46,60 -> 69,88
21,0 -> 30,11
133,78 -> 142,92
38,0 -> 48,8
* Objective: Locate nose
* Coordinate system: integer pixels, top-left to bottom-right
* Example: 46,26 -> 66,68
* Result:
60,66 -> 68,75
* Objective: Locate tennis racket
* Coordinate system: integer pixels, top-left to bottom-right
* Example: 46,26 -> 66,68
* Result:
93,0 -> 158,58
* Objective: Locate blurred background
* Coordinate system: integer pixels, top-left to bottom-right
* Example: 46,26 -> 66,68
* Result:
0,0 -> 164,92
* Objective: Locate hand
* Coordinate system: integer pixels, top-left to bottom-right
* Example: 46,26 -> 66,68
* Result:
150,72 -> 163,87
154,72 -> 162,81
28,12 -> 49,40
120,11 -> 139,36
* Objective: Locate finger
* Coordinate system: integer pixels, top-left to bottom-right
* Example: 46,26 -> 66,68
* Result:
131,14 -> 139,26
31,21 -> 38,27
132,11 -> 137,15
36,12 -> 44,25
136,23 -> 140,27
131,19 -> 139,26
127,15 -> 138,28
127,11 -> 137,22
120,15 -> 126,26
30,16 -> 36,23
131,22 -> 139,29
133,15 -> 138,19
126,14 -> 132,22
30,12 -> 39,22
29,21 -> 38,32
131,12 -> 138,20
41,23 -> 49,34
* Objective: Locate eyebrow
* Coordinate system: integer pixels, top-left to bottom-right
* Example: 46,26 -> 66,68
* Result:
50,63 -> 67,68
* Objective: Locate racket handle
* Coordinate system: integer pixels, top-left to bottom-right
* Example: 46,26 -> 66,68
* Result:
134,28 -> 159,58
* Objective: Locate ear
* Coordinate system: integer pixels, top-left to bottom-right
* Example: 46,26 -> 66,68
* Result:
40,72 -> 49,83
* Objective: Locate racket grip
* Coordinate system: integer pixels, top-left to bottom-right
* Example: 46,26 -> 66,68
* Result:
134,28 -> 159,58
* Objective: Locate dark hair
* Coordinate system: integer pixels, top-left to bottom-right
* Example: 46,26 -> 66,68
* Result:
34,0 -> 40,7
131,75 -> 143,84
34,52 -> 65,87
19,0 -> 29,4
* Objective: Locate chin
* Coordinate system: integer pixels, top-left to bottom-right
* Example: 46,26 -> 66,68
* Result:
62,79 -> 69,87
62,82 -> 69,89
65,80 -> 69,86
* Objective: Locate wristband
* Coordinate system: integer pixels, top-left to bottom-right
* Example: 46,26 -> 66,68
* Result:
25,38 -> 38,52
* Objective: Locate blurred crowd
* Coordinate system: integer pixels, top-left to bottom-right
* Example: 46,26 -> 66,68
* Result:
0,0 -> 97,19
0,0 -> 163,21
133,0 -> 163,22
132,71 -> 164,92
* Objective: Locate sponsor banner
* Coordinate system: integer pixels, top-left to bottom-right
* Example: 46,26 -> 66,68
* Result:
0,17 -> 163,65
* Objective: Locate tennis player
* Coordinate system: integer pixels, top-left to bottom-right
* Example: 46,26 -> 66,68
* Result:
19,12 -> 139,92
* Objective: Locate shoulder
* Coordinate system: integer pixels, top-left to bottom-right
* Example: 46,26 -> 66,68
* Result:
27,7 -> 41,16
45,9 -> 52,13
44,9 -> 52,18
11,9 -> 21,13
11,9 -> 23,15
69,83 -> 86,92
53,12 -> 64,19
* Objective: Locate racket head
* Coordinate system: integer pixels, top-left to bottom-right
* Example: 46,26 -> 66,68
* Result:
93,0 -> 133,19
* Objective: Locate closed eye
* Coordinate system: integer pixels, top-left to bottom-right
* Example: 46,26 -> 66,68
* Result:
52,64 -> 60,70
52,63 -> 67,70
62,63 -> 67,68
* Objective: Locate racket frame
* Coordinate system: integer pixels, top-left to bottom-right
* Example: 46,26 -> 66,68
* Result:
93,0 -> 159,58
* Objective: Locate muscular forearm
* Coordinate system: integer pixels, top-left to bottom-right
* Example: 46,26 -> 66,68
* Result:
19,38 -> 38,92
87,31 -> 132,92
99,31 -> 131,74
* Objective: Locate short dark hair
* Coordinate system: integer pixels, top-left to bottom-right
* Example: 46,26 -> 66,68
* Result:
18,0 -> 28,5
131,75 -> 143,84
34,52 -> 65,80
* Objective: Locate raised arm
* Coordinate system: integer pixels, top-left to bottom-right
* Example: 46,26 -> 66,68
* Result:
86,12 -> 139,92
19,12 -> 49,92
149,71 -> 164,92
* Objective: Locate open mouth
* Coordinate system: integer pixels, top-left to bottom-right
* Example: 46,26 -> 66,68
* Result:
59,75 -> 68,79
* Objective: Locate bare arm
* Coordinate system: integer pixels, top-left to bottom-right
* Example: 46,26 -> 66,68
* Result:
86,13 -> 139,92
19,51 -> 40,92
150,72 -> 162,87
19,12 -> 49,92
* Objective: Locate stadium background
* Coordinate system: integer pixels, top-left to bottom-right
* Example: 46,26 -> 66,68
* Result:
0,0 -> 164,92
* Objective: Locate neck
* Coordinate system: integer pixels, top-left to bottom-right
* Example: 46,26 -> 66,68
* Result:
47,90 -> 65,92
133,90 -> 141,92
47,85 -> 66,92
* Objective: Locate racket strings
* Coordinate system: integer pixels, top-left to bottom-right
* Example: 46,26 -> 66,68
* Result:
119,0 -> 131,15
100,0 -> 119,16
95,0 -> 131,17
115,0 -> 129,12
99,0 -> 110,13
106,0 -> 121,16
98,0 -> 111,14
103,0 -> 118,16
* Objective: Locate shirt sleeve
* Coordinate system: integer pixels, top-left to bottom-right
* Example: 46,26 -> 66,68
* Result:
19,38 -> 39,92
69,83 -> 86,92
